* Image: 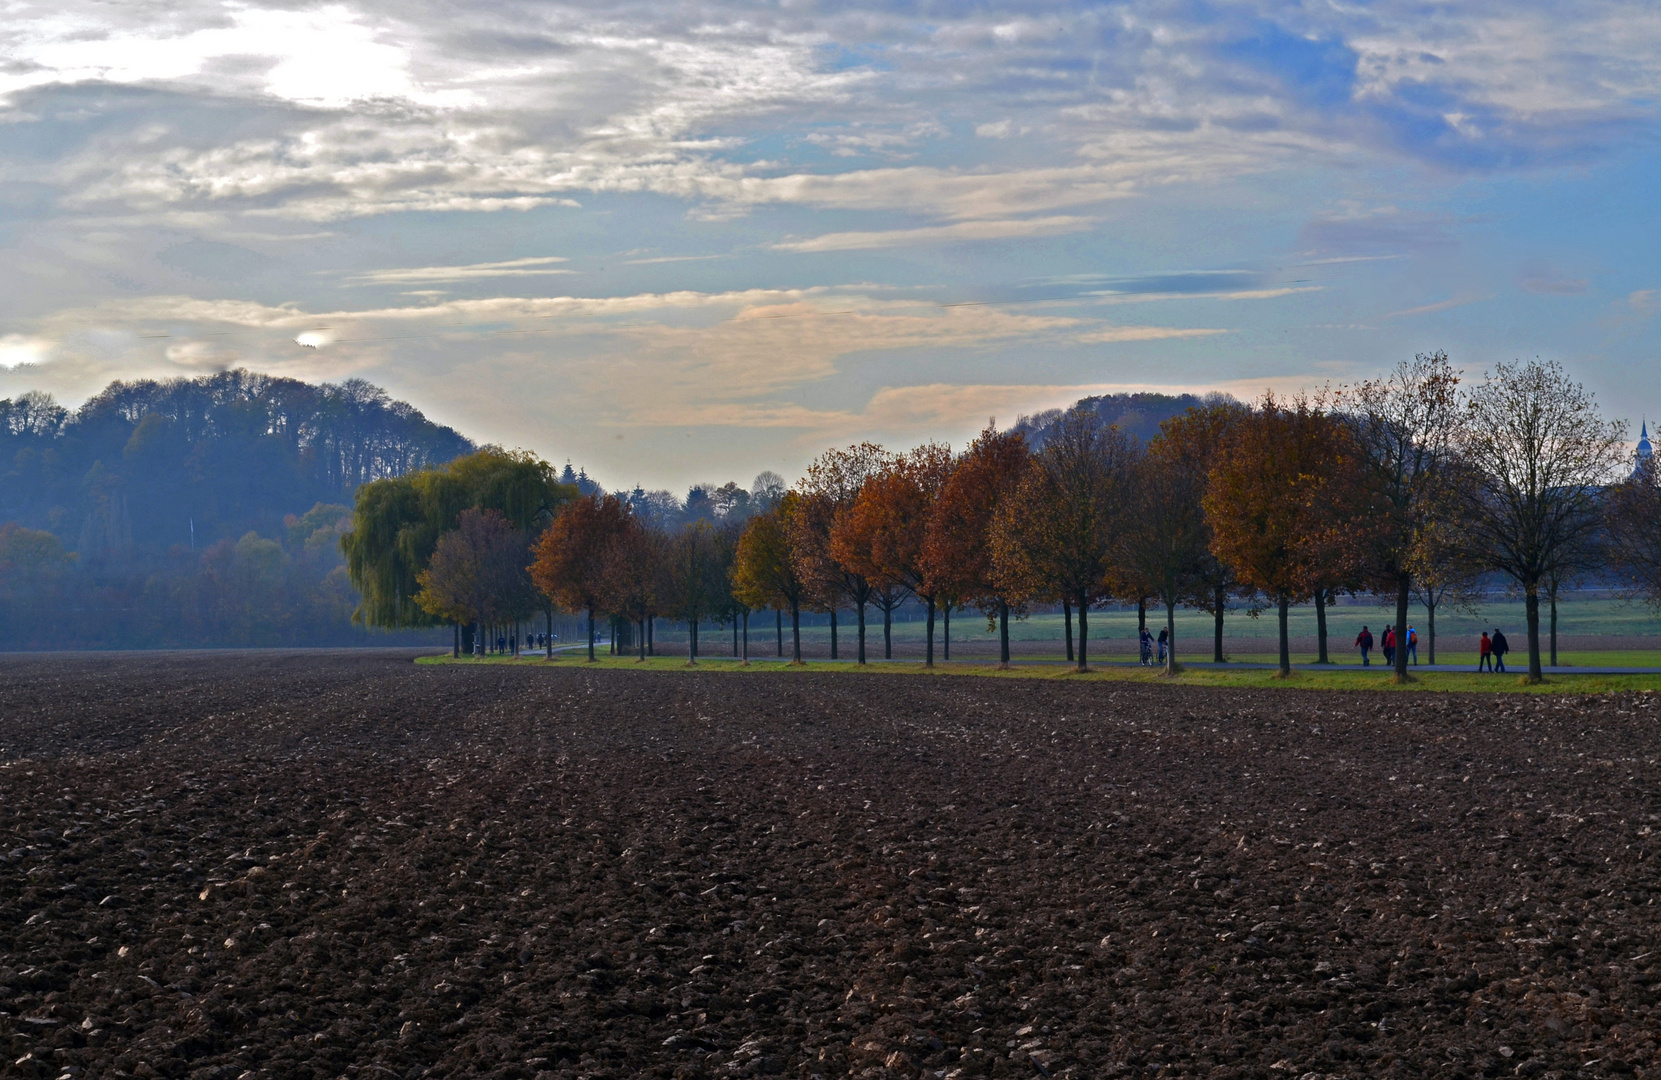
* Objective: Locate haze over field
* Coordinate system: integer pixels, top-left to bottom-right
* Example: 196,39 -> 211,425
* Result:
2,0 -> 1659,490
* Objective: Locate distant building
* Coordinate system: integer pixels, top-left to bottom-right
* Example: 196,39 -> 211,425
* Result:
1634,421 -> 1653,479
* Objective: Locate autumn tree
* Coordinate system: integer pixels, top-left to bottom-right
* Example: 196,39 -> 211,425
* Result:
530,493 -> 631,661
924,424 -> 1031,667
661,519 -> 731,663
600,516 -> 661,661
732,492 -> 811,663
1455,360 -> 1625,681
1119,429 -> 1213,674
415,508 -> 538,654
1205,394 -> 1363,677
1149,403 -> 1253,662
793,443 -> 891,663
990,410 -> 1135,672
1346,352 -> 1462,679
834,443 -> 955,666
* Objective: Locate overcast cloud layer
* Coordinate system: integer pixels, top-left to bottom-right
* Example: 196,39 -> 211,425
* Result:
2,0 -> 1658,489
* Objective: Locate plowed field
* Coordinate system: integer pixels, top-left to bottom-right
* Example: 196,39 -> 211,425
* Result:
1,651 -> 1657,1080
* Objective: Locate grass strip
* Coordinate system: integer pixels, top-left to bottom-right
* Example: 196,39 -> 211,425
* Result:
416,653 -> 1661,693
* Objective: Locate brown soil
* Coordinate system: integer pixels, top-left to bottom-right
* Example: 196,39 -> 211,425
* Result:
1,651 -> 1657,1080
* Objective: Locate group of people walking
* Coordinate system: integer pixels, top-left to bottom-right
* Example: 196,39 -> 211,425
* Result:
1352,625 -> 1417,666
1353,624 -> 1510,671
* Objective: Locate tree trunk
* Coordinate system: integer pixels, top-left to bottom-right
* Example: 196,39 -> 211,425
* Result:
586,604 -> 596,662
1425,594 -> 1437,665
1277,593 -> 1290,677
790,600 -> 802,664
1137,599 -> 1146,636
1063,601 -> 1074,663
943,603 -> 951,661
688,614 -> 697,664
999,600 -> 1010,668
857,603 -> 867,664
1075,594 -> 1089,672
924,596 -> 936,668
1525,586 -> 1542,681
1164,599 -> 1177,675
830,608 -> 838,660
1314,589 -> 1329,663
1549,584 -> 1559,668
1394,575 -> 1411,680
648,616 -> 655,656
1213,585 -> 1226,663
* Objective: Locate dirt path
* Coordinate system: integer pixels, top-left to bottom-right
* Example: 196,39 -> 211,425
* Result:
1,652 -> 1656,1079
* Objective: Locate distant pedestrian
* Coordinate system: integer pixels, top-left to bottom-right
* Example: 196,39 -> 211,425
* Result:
1355,625 -> 1374,666
1156,628 -> 1168,664
1382,626 -> 1396,666
1407,627 -> 1418,665
1479,632 -> 1492,672
1139,627 -> 1153,666
1492,628 -> 1509,672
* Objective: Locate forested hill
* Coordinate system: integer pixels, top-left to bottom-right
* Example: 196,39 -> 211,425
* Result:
0,370 -> 474,558
1014,391 -> 1234,448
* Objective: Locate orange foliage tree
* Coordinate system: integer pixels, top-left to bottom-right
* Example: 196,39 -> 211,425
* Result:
731,492 -> 810,663
1203,394 -> 1366,677
990,411 -> 1136,672
792,443 -> 891,663
529,493 -> 631,662
599,515 -> 660,662
923,424 -> 1031,667
1152,402 -> 1253,663
832,443 -> 955,666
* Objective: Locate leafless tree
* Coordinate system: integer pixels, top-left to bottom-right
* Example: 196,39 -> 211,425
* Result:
1347,351 -> 1462,679
1456,359 -> 1626,681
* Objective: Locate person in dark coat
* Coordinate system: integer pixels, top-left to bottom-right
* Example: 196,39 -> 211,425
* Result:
1491,628 -> 1509,672
1355,626 -> 1374,666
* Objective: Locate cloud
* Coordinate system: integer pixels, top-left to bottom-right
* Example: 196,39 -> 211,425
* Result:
343,257 -> 574,285
1385,294 -> 1493,319
1520,273 -> 1587,295
772,215 -> 1097,252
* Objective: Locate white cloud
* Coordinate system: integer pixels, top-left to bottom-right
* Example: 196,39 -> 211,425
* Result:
343,257 -> 574,285
772,215 -> 1098,252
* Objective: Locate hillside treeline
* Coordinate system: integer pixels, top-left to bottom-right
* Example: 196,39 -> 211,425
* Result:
0,371 -> 474,648
386,355 -> 1658,683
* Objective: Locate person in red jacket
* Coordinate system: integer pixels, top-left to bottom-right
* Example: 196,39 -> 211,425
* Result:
1355,625 -> 1374,666
1479,632 -> 1493,672
1382,626 -> 1396,666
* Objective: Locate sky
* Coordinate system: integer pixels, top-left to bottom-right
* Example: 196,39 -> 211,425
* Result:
1,0 -> 1658,493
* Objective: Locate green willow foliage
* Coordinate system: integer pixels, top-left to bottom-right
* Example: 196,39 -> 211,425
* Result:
343,449 -> 577,629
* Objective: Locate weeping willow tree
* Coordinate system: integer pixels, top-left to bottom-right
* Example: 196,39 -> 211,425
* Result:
342,447 -> 576,630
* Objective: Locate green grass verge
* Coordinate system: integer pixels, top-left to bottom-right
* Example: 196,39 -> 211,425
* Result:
415,653 -> 1661,693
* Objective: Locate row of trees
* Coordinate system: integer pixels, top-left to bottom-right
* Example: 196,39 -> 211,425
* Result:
345,354 -> 1651,685
502,355 -> 1644,683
